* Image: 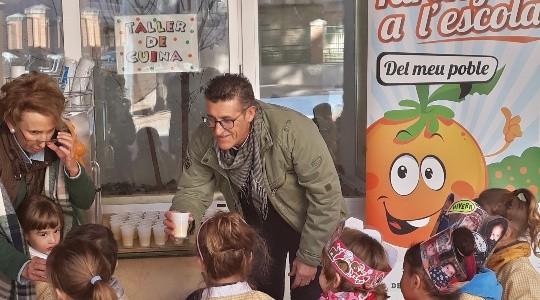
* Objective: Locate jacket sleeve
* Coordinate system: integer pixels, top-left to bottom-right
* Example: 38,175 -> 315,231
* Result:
65,166 -> 96,210
170,135 -> 216,226
288,117 -> 345,267
0,235 -> 28,280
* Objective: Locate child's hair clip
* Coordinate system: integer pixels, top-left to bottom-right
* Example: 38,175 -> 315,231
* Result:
516,192 -> 527,203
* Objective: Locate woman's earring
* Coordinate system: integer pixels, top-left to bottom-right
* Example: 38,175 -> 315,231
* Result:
9,128 -> 15,134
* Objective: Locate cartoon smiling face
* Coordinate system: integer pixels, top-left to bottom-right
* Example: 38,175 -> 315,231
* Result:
365,117 -> 487,247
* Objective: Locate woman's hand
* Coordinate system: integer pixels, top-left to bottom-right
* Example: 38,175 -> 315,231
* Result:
21,257 -> 47,282
47,131 -> 79,176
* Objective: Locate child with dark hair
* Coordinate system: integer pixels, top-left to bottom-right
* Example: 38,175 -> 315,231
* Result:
47,240 -> 118,300
17,194 -> 64,300
63,224 -> 128,300
476,188 -> 540,299
401,243 -> 460,300
401,243 -> 501,300
451,227 -> 476,281
401,227 -> 502,300
319,218 -> 395,300
187,212 -> 272,300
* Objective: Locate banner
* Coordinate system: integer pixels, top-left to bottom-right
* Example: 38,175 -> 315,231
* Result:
114,14 -> 200,74
366,1 -> 540,297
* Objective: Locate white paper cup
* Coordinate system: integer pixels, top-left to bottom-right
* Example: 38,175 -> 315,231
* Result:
120,224 -> 135,248
137,225 -> 152,247
152,225 -> 166,246
171,212 -> 190,238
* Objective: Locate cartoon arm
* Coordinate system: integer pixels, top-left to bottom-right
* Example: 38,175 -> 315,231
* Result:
485,107 -> 522,157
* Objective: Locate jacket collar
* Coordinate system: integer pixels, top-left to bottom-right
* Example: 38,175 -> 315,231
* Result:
254,100 -> 273,153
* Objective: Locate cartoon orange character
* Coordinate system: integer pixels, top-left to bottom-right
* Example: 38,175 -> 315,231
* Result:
365,68 -> 522,247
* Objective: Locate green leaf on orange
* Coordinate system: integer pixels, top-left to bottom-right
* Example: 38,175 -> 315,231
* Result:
428,84 -> 462,102
395,117 -> 426,142
426,114 -> 439,134
416,85 -> 429,109
384,109 -> 419,121
398,100 -> 420,108
469,66 -> 505,96
429,105 -> 455,119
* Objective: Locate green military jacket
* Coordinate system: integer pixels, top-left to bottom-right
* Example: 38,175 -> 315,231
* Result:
171,101 -> 346,267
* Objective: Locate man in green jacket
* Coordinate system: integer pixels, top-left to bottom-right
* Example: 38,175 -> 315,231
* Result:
165,74 -> 346,300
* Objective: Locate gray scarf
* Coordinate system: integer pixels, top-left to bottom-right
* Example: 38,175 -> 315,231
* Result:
216,111 -> 268,220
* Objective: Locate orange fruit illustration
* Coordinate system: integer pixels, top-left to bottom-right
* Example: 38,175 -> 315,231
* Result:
366,117 -> 486,247
365,69 -> 505,247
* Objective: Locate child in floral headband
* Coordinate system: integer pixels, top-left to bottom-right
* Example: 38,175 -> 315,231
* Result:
319,218 -> 396,300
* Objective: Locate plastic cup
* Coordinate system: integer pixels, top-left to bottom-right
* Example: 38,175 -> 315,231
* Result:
139,220 -> 153,228
145,211 -> 159,218
110,214 -> 124,221
152,225 -> 166,246
128,212 -> 144,218
11,66 -> 26,78
120,224 -> 135,248
137,225 -> 152,247
171,212 -> 190,238
127,215 -> 142,221
110,220 -> 122,241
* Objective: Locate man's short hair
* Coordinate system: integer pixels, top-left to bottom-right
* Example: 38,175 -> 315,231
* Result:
205,73 -> 255,107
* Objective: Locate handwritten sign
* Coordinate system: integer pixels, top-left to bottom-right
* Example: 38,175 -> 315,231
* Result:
114,14 -> 199,74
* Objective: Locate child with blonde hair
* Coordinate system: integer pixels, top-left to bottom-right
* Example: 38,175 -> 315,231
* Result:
47,240 -> 118,300
17,194 -> 64,300
187,212 -> 272,300
476,188 -> 540,299
319,217 -> 396,300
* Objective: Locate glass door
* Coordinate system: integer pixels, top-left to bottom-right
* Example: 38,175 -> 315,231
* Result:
77,0 -> 236,202
248,0 -> 365,201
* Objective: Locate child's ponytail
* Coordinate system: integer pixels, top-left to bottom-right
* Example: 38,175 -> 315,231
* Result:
92,279 -> 118,300
47,240 -> 118,300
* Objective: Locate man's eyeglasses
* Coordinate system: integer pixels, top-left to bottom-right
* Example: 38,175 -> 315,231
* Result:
202,107 -> 250,130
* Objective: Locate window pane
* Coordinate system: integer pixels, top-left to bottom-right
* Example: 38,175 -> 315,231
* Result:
258,0 -> 364,197
1,1 -> 63,81
80,0 -> 230,196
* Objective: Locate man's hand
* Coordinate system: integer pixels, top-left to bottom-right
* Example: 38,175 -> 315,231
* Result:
163,211 -> 194,240
163,211 -> 176,239
21,257 -> 47,282
289,258 -> 317,289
